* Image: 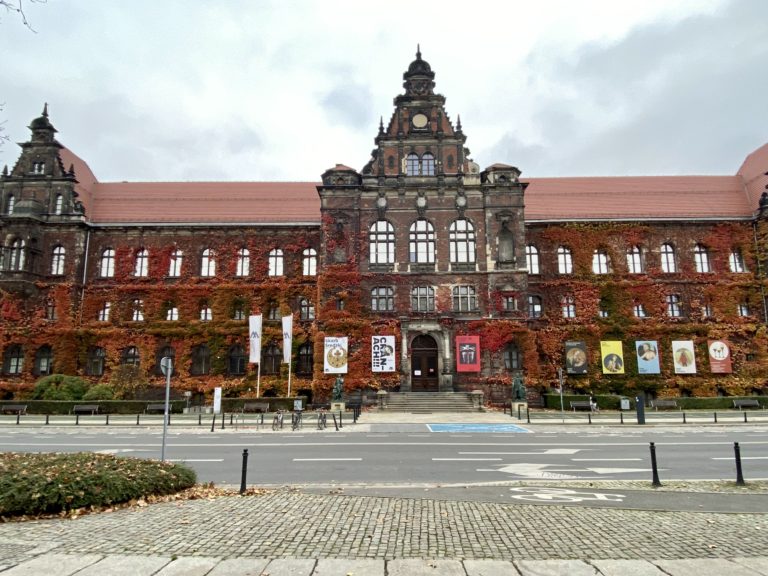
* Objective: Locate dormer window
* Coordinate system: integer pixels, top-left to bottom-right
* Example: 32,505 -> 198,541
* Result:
54,194 -> 63,215
33,162 -> 45,174
6,194 -> 15,215
405,152 -> 436,176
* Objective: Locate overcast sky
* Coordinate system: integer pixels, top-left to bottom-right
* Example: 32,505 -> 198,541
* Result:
1,0 -> 766,182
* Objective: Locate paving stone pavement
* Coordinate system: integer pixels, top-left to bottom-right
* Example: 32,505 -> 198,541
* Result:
1,489 -> 767,574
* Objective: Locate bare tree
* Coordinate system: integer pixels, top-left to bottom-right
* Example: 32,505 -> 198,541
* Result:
0,0 -> 45,30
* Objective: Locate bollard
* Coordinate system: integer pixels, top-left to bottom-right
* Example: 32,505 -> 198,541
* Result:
683,412 -> 687,424
106,414 -> 109,426
526,407 -> 530,424
240,449 -> 249,494
210,413 -> 216,432
714,412 -> 718,424
137,414 -> 140,426
518,405 -> 522,420
332,413 -> 339,431
198,413 -> 202,426
744,412 -> 748,423
339,411 -> 343,429
168,412 -> 171,427
649,442 -> 662,487
45,414 -> 49,425
734,442 -> 746,486
620,412 -> 624,425
76,414 -> 80,426
16,412 -> 20,425
221,412 -> 225,430
260,413 -> 264,426
588,413 -> 592,425
230,413 -> 234,426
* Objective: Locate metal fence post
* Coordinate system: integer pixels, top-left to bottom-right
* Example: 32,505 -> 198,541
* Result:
240,449 -> 249,494
649,442 -> 662,487
734,442 -> 746,486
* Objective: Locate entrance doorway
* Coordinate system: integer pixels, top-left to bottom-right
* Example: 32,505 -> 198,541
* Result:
411,335 -> 439,392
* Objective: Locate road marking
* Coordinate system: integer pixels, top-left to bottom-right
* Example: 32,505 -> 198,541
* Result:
293,458 -> 362,461
571,458 -> 642,462
712,456 -> 768,460
168,459 -> 223,462
428,424 -> 530,433
433,458 -> 502,461
460,449 -> 582,455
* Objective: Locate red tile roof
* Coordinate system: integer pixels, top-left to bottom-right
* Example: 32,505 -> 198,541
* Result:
523,175 -> 751,221
737,142 -> 768,210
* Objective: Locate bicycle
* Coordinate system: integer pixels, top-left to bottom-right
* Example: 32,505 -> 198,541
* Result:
292,410 -> 303,431
271,410 -> 284,431
316,409 -> 327,430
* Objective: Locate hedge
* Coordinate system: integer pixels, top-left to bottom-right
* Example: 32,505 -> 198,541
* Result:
543,394 -> 765,411
0,397 -> 309,414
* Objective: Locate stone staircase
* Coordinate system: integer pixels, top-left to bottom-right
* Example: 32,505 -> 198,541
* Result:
383,392 -> 479,413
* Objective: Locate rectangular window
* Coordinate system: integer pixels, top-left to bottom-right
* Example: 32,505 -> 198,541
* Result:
411,286 -> 435,312
633,304 -> 646,318
98,302 -> 111,322
666,294 -> 682,318
452,285 -> 478,312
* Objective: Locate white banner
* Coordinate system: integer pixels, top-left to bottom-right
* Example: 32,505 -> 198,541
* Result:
282,315 -> 293,364
371,335 -> 396,372
324,336 -> 349,374
248,314 -> 262,363
213,387 -> 222,414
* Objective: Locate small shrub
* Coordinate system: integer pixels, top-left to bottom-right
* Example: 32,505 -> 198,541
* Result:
82,384 -> 116,401
0,452 -> 196,518
31,375 -> 89,401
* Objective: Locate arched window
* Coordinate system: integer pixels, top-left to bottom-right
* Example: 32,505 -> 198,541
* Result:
155,345 -> 175,376
561,295 -> 576,318
299,298 -> 315,320
34,345 -> 53,376
525,245 -> 539,274
133,248 -> 149,277
411,286 -> 435,312
371,287 -> 394,312
504,344 -> 522,370
236,247 -> 250,277
50,245 -> 65,275
449,219 -> 476,264
121,346 -> 140,366
200,248 -> 216,277
228,344 -> 246,376
200,304 -> 212,321
660,243 -> 676,273
302,248 -> 317,275
268,248 -> 284,276
592,249 -> 610,274
297,342 -> 313,374
131,299 -> 144,322
405,153 -> 419,176
168,249 -> 183,277
54,194 -> 63,215
369,221 -> 395,265
99,248 -> 115,278
263,343 -> 281,375
8,239 -> 25,271
409,219 -> 435,264
3,344 -> 24,375
85,346 -> 105,376
190,344 -> 211,375
452,285 -> 478,312
693,244 -> 710,273
421,153 -> 435,176
527,295 -> 543,318
626,245 -> 643,274
729,248 -> 746,273
6,194 -> 15,215
557,246 -> 573,274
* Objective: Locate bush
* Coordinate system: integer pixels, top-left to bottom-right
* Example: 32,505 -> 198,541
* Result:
31,374 -> 89,401
82,384 -> 116,401
0,452 -> 196,518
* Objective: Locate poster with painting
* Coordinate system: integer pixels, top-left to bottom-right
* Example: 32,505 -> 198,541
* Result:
324,336 -> 348,374
456,335 -> 481,372
565,341 -> 588,374
708,340 -> 733,374
635,340 -> 661,374
600,341 -> 625,374
672,340 -> 697,374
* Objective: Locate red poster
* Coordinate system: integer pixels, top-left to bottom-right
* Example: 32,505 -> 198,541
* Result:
708,340 -> 733,374
456,335 -> 481,372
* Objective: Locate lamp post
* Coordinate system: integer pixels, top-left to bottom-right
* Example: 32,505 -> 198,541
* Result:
159,356 -> 173,461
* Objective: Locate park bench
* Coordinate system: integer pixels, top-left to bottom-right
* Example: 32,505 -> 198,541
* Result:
733,399 -> 761,410
242,402 -> 270,413
651,399 -> 679,410
569,400 -> 593,411
145,403 -> 167,413
1,404 -> 27,415
72,404 -> 99,415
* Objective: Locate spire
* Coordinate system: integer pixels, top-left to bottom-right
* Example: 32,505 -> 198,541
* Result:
42,102 -> 49,117
2,165 -> 7,177
456,114 -> 463,132
416,44 -> 421,60
378,116 -> 384,136
68,163 -> 76,177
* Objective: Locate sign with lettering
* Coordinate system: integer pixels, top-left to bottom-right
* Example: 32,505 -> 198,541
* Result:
371,335 -> 396,372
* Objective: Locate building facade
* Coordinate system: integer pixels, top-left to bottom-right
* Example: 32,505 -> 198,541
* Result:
2,51 -> 767,405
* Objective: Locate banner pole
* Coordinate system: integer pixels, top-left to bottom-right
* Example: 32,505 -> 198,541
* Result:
256,362 -> 261,398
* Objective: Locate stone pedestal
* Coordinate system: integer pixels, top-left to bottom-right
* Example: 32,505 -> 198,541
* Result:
377,390 -> 388,409
331,402 -> 345,412
470,390 -> 484,411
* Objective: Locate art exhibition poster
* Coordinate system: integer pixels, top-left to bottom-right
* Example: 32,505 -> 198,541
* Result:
708,340 -> 733,374
456,335 -> 481,372
672,340 -> 696,374
600,341 -> 625,374
248,314 -> 262,363
371,335 -> 396,373
324,336 -> 348,374
565,341 -> 588,374
635,340 -> 660,374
